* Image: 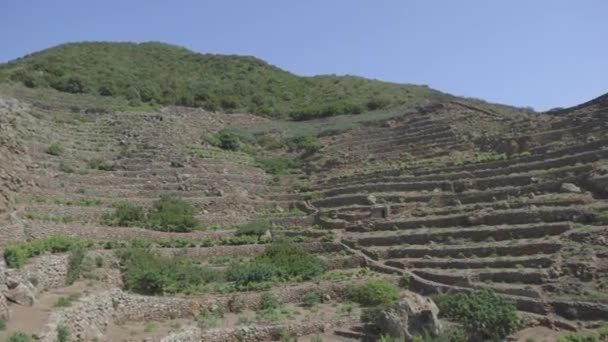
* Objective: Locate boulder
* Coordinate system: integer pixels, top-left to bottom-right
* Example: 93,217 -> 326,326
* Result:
377,292 -> 441,341
561,183 -> 582,193
366,194 -> 377,205
5,283 -> 35,306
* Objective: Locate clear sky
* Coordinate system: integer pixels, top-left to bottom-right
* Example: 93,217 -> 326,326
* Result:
1,0 -> 606,110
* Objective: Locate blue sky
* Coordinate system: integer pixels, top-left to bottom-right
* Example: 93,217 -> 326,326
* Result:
1,0 -> 606,110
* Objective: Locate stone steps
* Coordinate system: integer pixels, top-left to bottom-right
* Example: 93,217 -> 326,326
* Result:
385,254 -> 555,270
347,222 -> 572,247
413,268 -> 550,286
347,207 -> 594,232
361,238 -> 562,260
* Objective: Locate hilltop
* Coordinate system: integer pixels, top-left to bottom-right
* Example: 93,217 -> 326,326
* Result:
0,41 -> 450,120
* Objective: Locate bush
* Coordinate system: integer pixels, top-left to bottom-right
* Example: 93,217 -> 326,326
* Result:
226,262 -> 278,288
102,202 -> 145,227
6,332 -> 33,342
0,315 -> 6,330
46,143 -> 63,156
235,221 -> 269,236
3,235 -> 88,268
65,248 -> 86,285
286,135 -> 321,154
302,289 -> 325,307
118,249 -> 222,295
146,195 -> 199,232
56,326 -> 70,342
207,129 -> 240,151
255,156 -> 301,175
102,195 -> 199,232
434,290 -> 520,341
259,292 -> 281,310
348,279 -> 400,306
87,159 -> 115,171
226,241 -> 325,288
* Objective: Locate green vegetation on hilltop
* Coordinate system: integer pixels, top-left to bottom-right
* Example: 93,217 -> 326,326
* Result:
0,41 -> 445,119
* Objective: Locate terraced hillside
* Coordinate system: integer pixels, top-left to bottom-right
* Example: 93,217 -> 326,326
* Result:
1,48 -> 608,341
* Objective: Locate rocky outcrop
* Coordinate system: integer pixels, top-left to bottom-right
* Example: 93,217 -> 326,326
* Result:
5,282 -> 35,306
377,291 -> 441,341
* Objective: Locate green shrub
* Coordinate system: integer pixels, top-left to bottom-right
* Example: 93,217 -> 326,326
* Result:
146,195 -> 199,232
6,332 -> 33,342
102,202 -> 145,227
118,249 -> 222,295
302,289 -> 325,307
235,221 -> 269,236
56,326 -> 70,342
259,292 -> 281,310
348,279 -> 399,306
434,290 -> 520,341
3,235 -> 88,268
286,135 -> 321,154
226,241 -> 325,288
255,156 -> 301,175
46,143 -> 63,156
226,262 -> 278,288
66,248 -> 86,285
207,129 -> 240,151
0,315 -> 6,330
87,159 -> 115,171
102,196 -> 199,232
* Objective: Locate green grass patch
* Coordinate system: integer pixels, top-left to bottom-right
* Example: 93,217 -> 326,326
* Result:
226,241 -> 326,289
0,41 -> 444,118
102,195 -> 199,232
46,143 -> 63,156
433,289 -> 520,341
347,279 -> 400,306
117,248 -> 223,295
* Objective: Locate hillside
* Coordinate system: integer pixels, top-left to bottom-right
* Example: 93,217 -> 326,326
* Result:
0,41 -> 448,120
0,44 -> 608,341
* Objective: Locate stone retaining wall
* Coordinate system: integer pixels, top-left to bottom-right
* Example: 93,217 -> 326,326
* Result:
162,316 -> 360,342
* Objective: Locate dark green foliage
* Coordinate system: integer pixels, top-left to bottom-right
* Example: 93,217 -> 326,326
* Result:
56,326 -> 70,342
285,135 -> 321,154
226,241 -> 325,288
207,129 -> 241,151
146,195 -> 199,232
0,42 -> 444,119
87,159 -> 115,171
235,221 -> 269,236
348,279 -> 400,306
360,306 -> 385,325
301,289 -> 325,307
434,290 -> 520,341
102,195 -> 199,232
102,202 -> 146,227
6,332 -> 33,342
226,262 -> 278,288
65,248 -> 86,285
3,235 -> 90,268
255,156 -> 301,175
259,292 -> 281,310
117,248 -> 223,295
46,143 -> 63,156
